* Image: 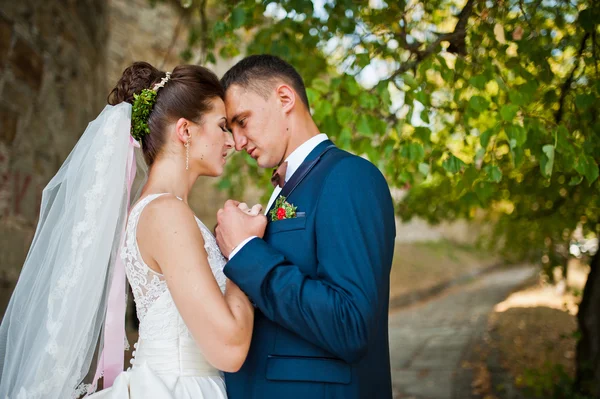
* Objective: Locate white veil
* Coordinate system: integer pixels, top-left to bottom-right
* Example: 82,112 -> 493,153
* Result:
0,102 -> 146,398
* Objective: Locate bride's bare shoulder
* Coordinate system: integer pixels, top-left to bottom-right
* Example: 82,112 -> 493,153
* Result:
138,194 -> 202,240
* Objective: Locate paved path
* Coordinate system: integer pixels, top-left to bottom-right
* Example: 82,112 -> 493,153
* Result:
389,265 -> 536,399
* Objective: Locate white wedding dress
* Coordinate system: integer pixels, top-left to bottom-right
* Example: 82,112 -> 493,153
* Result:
90,193 -> 228,399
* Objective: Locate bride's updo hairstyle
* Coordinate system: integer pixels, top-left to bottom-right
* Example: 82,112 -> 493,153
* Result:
108,61 -> 225,166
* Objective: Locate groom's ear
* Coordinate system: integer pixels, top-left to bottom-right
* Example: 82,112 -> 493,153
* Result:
275,84 -> 296,114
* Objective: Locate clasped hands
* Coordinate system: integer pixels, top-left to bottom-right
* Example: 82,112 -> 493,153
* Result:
215,200 -> 267,259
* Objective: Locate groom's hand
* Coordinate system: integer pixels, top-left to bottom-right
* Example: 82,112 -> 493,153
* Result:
216,200 -> 267,258
237,202 -> 263,216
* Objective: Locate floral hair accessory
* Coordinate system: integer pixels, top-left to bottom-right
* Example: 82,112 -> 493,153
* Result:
131,72 -> 171,141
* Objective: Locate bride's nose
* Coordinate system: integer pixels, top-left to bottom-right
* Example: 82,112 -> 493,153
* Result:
224,131 -> 234,149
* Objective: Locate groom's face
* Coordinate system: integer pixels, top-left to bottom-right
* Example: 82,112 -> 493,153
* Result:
224,84 -> 288,169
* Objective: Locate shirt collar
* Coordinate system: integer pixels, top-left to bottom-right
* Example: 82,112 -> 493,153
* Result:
283,134 -> 329,182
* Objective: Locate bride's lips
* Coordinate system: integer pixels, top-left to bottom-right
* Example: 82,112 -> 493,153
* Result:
247,148 -> 257,158
222,150 -> 230,163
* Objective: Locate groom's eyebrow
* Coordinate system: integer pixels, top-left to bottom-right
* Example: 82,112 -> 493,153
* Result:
229,111 -> 249,126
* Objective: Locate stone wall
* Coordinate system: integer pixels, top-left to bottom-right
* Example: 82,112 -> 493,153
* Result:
0,0 -> 108,306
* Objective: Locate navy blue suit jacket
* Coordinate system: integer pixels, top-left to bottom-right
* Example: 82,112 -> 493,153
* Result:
224,140 -> 396,399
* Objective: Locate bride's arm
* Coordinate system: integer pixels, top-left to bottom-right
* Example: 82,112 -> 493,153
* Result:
137,196 -> 254,372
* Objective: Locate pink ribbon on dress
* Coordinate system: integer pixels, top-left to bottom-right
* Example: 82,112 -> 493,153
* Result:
90,135 -> 140,393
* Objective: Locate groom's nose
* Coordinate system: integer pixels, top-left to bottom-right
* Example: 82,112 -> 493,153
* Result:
234,133 -> 247,151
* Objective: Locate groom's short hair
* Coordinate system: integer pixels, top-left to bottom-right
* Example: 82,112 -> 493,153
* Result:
221,54 -> 310,109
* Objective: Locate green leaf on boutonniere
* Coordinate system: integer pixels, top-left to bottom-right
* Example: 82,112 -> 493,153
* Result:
269,196 -> 297,221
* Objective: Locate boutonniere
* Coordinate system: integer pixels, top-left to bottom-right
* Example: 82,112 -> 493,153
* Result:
270,196 -> 297,221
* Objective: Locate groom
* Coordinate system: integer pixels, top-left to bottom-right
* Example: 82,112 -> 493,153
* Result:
215,54 -> 396,399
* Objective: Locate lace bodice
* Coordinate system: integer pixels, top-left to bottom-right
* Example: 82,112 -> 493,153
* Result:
121,193 -> 227,325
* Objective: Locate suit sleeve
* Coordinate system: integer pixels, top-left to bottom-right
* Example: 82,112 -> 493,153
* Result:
224,156 -> 396,363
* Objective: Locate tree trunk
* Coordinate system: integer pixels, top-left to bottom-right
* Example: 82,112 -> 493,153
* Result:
576,249 -> 600,397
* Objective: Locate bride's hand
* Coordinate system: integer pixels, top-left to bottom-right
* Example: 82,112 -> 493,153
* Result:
237,202 -> 263,216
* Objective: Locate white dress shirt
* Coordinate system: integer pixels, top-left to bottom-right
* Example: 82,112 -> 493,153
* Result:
229,134 -> 329,259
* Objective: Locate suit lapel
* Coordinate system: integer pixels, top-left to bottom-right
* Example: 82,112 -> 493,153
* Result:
280,141 -> 335,199
267,140 -> 336,215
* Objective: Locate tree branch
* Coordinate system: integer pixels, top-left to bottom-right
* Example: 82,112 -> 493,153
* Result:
199,0 -> 208,62
386,0 -> 476,83
593,30 -> 599,78
160,10 -> 188,69
518,0 -> 536,33
447,0 -> 476,55
388,31 -> 464,82
555,32 -> 590,124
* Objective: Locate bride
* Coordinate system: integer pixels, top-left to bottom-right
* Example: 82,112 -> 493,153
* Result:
0,62 -> 256,398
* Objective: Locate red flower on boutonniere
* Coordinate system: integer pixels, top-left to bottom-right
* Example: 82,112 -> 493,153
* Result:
270,196 -> 297,221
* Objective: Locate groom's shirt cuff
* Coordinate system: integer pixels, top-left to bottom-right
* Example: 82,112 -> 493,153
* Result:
229,236 -> 258,259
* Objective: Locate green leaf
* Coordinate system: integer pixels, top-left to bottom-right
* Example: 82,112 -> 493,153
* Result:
443,155 -> 465,174
345,78 -> 360,96
306,88 -> 319,107
511,146 -> 525,167
415,90 -> 429,106
332,91 -> 340,106
474,181 -> 494,203
355,53 -> 371,68
508,91 -> 526,106
400,143 -> 425,162
414,127 -> 431,143
484,165 -> 503,183
500,104 -> 519,122
420,109 -> 430,124
575,94 -> 595,110
505,124 -> 527,146
480,128 -> 495,148
440,64 -> 454,82
212,21 -> 227,36
230,7 -> 246,29
402,73 -> 419,89
322,115 -> 338,137
311,78 -> 329,94
339,127 -> 352,147
469,75 -> 487,90
359,92 -> 378,110
540,145 -> 555,177
463,165 -> 479,187
555,126 -> 574,154
314,100 -> 333,119
219,44 -> 240,58
335,106 -> 354,125
217,177 -> 232,190
356,114 -> 372,135
520,80 -> 539,102
575,155 -> 599,185
206,52 -> 216,64
418,162 -> 430,176
569,175 -> 583,186
469,96 -> 489,114
376,82 -> 391,108
180,49 -> 193,62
